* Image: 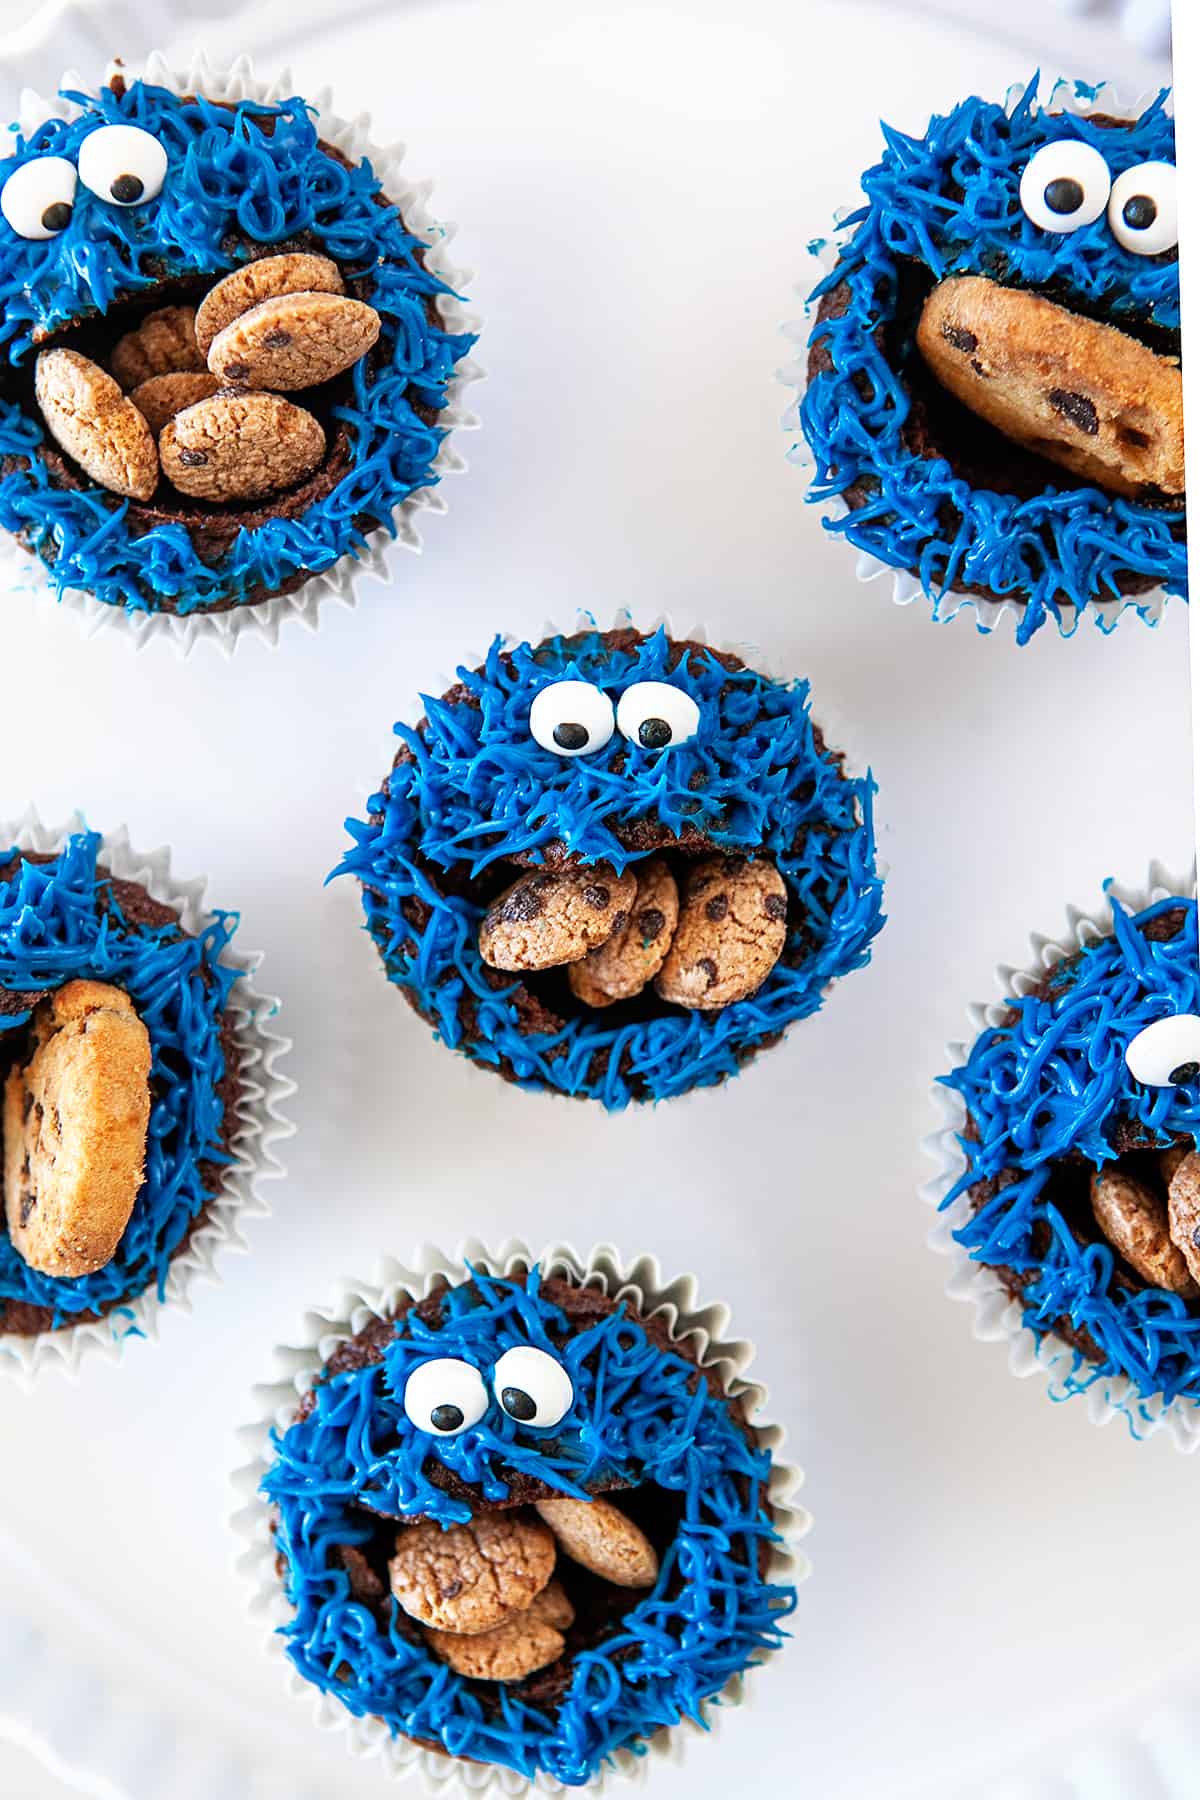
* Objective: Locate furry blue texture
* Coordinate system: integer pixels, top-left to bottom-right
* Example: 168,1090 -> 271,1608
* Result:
799,79 -> 1184,643
335,628 -> 885,1108
263,1267 -> 795,1785
940,891 -> 1200,1404
0,79 -> 475,614
0,832 -> 238,1325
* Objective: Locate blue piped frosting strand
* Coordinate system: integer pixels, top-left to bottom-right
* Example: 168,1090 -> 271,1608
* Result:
0,832 -> 239,1325
940,892 -> 1200,1403
798,79 -> 1184,642
0,80 -> 476,614
263,1268 -> 795,1786
335,628 -> 885,1108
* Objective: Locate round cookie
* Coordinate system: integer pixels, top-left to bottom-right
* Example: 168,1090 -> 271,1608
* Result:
160,391 -> 325,502
206,291 -> 380,391
479,866 -> 637,973
655,856 -> 788,1010
193,252 -> 344,355
567,856 -> 678,1006
424,1581 -> 575,1682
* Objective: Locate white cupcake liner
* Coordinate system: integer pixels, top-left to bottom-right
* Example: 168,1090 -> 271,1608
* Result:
781,77 -> 1177,641
922,859 -> 1200,1449
231,1239 -> 810,1796
0,46 -> 483,655
0,808 -> 295,1382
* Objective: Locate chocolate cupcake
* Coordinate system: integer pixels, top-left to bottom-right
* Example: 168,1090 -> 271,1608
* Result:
0,817 -> 290,1377
931,869 -> 1200,1443
0,55 -> 477,647
796,79 -> 1183,643
237,1244 -> 806,1787
337,624 -> 885,1107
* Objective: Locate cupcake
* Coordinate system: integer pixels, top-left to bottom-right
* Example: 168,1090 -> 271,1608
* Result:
796,78 -> 1183,643
932,872 -> 1200,1439
0,819 -> 289,1376
241,1244 -> 805,1787
0,56 -> 477,645
337,624 -> 885,1108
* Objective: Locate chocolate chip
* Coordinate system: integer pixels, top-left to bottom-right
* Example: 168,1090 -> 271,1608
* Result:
609,910 -> 628,934
941,323 -> 978,354
178,448 -> 209,467
704,894 -> 728,923
1044,176 -> 1084,216
638,907 -> 666,944
40,201 -> 72,233
500,887 -> 544,923
764,893 -> 788,921
582,884 -> 611,910
430,1403 -> 464,1432
501,1385 -> 538,1421
638,717 -> 672,749
221,361 -> 249,380
110,173 -> 144,204
441,1579 -> 463,1600
18,1193 -> 35,1227
1048,388 -> 1099,435
1123,194 -> 1157,231
553,722 -> 588,751
970,359 -> 986,377
262,329 -> 293,348
698,957 -> 718,987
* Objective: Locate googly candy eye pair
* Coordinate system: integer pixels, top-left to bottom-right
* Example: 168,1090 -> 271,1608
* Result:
529,679 -> 701,757
1019,141 -> 1177,255
1,125 -> 167,239
403,1346 -> 575,1436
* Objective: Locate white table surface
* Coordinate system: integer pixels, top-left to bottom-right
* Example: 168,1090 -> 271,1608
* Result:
0,3 -> 1191,1798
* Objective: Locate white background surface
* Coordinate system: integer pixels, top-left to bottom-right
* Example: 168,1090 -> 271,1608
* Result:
0,2 -> 1193,1798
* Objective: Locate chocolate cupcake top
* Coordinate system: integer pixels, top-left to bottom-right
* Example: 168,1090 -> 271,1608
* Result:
337,625 -> 885,1108
800,79 -> 1183,641
0,832 -> 239,1333
263,1266 -> 795,1784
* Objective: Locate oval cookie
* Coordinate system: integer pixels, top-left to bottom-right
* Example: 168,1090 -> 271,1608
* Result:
194,252 -> 345,356
1090,1166 -> 1199,1296
160,389 -> 325,501
207,290 -> 381,391
568,856 -> 679,1007
109,304 -> 204,390
388,1513 -> 556,1635
424,1580 -> 574,1682
655,855 -> 788,1010
479,866 -> 638,973
35,348 -> 159,501
534,1496 -> 659,1588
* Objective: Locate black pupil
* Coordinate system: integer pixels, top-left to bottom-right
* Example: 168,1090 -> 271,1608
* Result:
638,717 -> 672,749
110,173 -> 144,203
1044,176 -> 1084,216
1169,1061 -> 1200,1086
430,1402 -> 465,1432
501,1386 -> 538,1422
40,201 -> 72,233
1122,194 -> 1157,231
553,721 -> 588,751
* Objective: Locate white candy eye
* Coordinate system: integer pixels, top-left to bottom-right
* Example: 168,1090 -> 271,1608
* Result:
1108,161 -> 1178,256
1,156 -> 77,240
1019,140 -> 1111,233
403,1358 -> 489,1436
78,124 -> 167,206
1125,1014 -> 1200,1087
493,1346 -> 574,1428
529,680 -> 615,757
616,680 -> 701,751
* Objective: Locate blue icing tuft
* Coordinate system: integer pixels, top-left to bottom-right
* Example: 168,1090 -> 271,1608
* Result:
334,628 -> 885,1108
940,891 -> 1200,1405
798,79 -> 1184,642
0,80 -> 475,614
0,832 -> 240,1325
262,1267 -> 796,1785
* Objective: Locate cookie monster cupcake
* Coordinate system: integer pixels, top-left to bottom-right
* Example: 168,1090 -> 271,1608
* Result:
336,623 -> 885,1108
234,1242 -> 806,1788
0,814 -> 291,1378
0,54 -> 478,648
929,866 -> 1200,1446
795,78 -> 1183,643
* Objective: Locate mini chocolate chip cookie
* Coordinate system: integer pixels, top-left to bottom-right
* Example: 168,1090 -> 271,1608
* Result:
568,857 -> 680,1006
1090,1165 -> 1199,1296
129,371 -> 221,436
655,855 -> 788,1010
109,304 -> 205,390
1166,1151 -> 1200,1288
206,291 -> 381,391
193,252 -> 345,356
160,389 -> 326,501
479,865 -> 638,973
35,348 -> 160,502
388,1512 -> 557,1635
534,1496 -> 659,1588
424,1580 -> 575,1682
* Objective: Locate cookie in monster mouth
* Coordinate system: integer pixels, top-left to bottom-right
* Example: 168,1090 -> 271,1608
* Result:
799,78 -> 1184,643
262,1265 -> 796,1784
940,887 -> 1200,1414
336,625 -> 885,1108
0,67 -> 475,618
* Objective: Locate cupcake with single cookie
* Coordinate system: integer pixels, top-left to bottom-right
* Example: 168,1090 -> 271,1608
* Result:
0,817 -> 290,1377
795,78 -> 1183,642
237,1243 -> 806,1787
0,55 -> 477,646
930,868 -> 1200,1445
336,623 -> 885,1108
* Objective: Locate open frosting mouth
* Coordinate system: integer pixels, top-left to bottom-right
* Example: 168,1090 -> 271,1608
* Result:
0,72 -> 474,614
338,627 -> 885,1107
801,82 -> 1184,640
263,1269 -> 794,1785
942,892 -> 1200,1403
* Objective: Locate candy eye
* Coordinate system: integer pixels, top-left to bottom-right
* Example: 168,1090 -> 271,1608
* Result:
78,124 -> 167,206
1108,161 -> 1177,256
529,680 -> 615,757
1125,1015 -> 1200,1088
615,680 -> 701,750
1019,140 -> 1111,233
403,1358 -> 488,1436
1,156 -> 78,240
493,1346 -> 574,1428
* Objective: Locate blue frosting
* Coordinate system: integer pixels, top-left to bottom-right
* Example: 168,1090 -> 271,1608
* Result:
940,891 -> 1200,1405
263,1267 -> 795,1784
335,628 -> 885,1108
798,79 -> 1185,642
0,832 -> 239,1326
0,80 -> 475,614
